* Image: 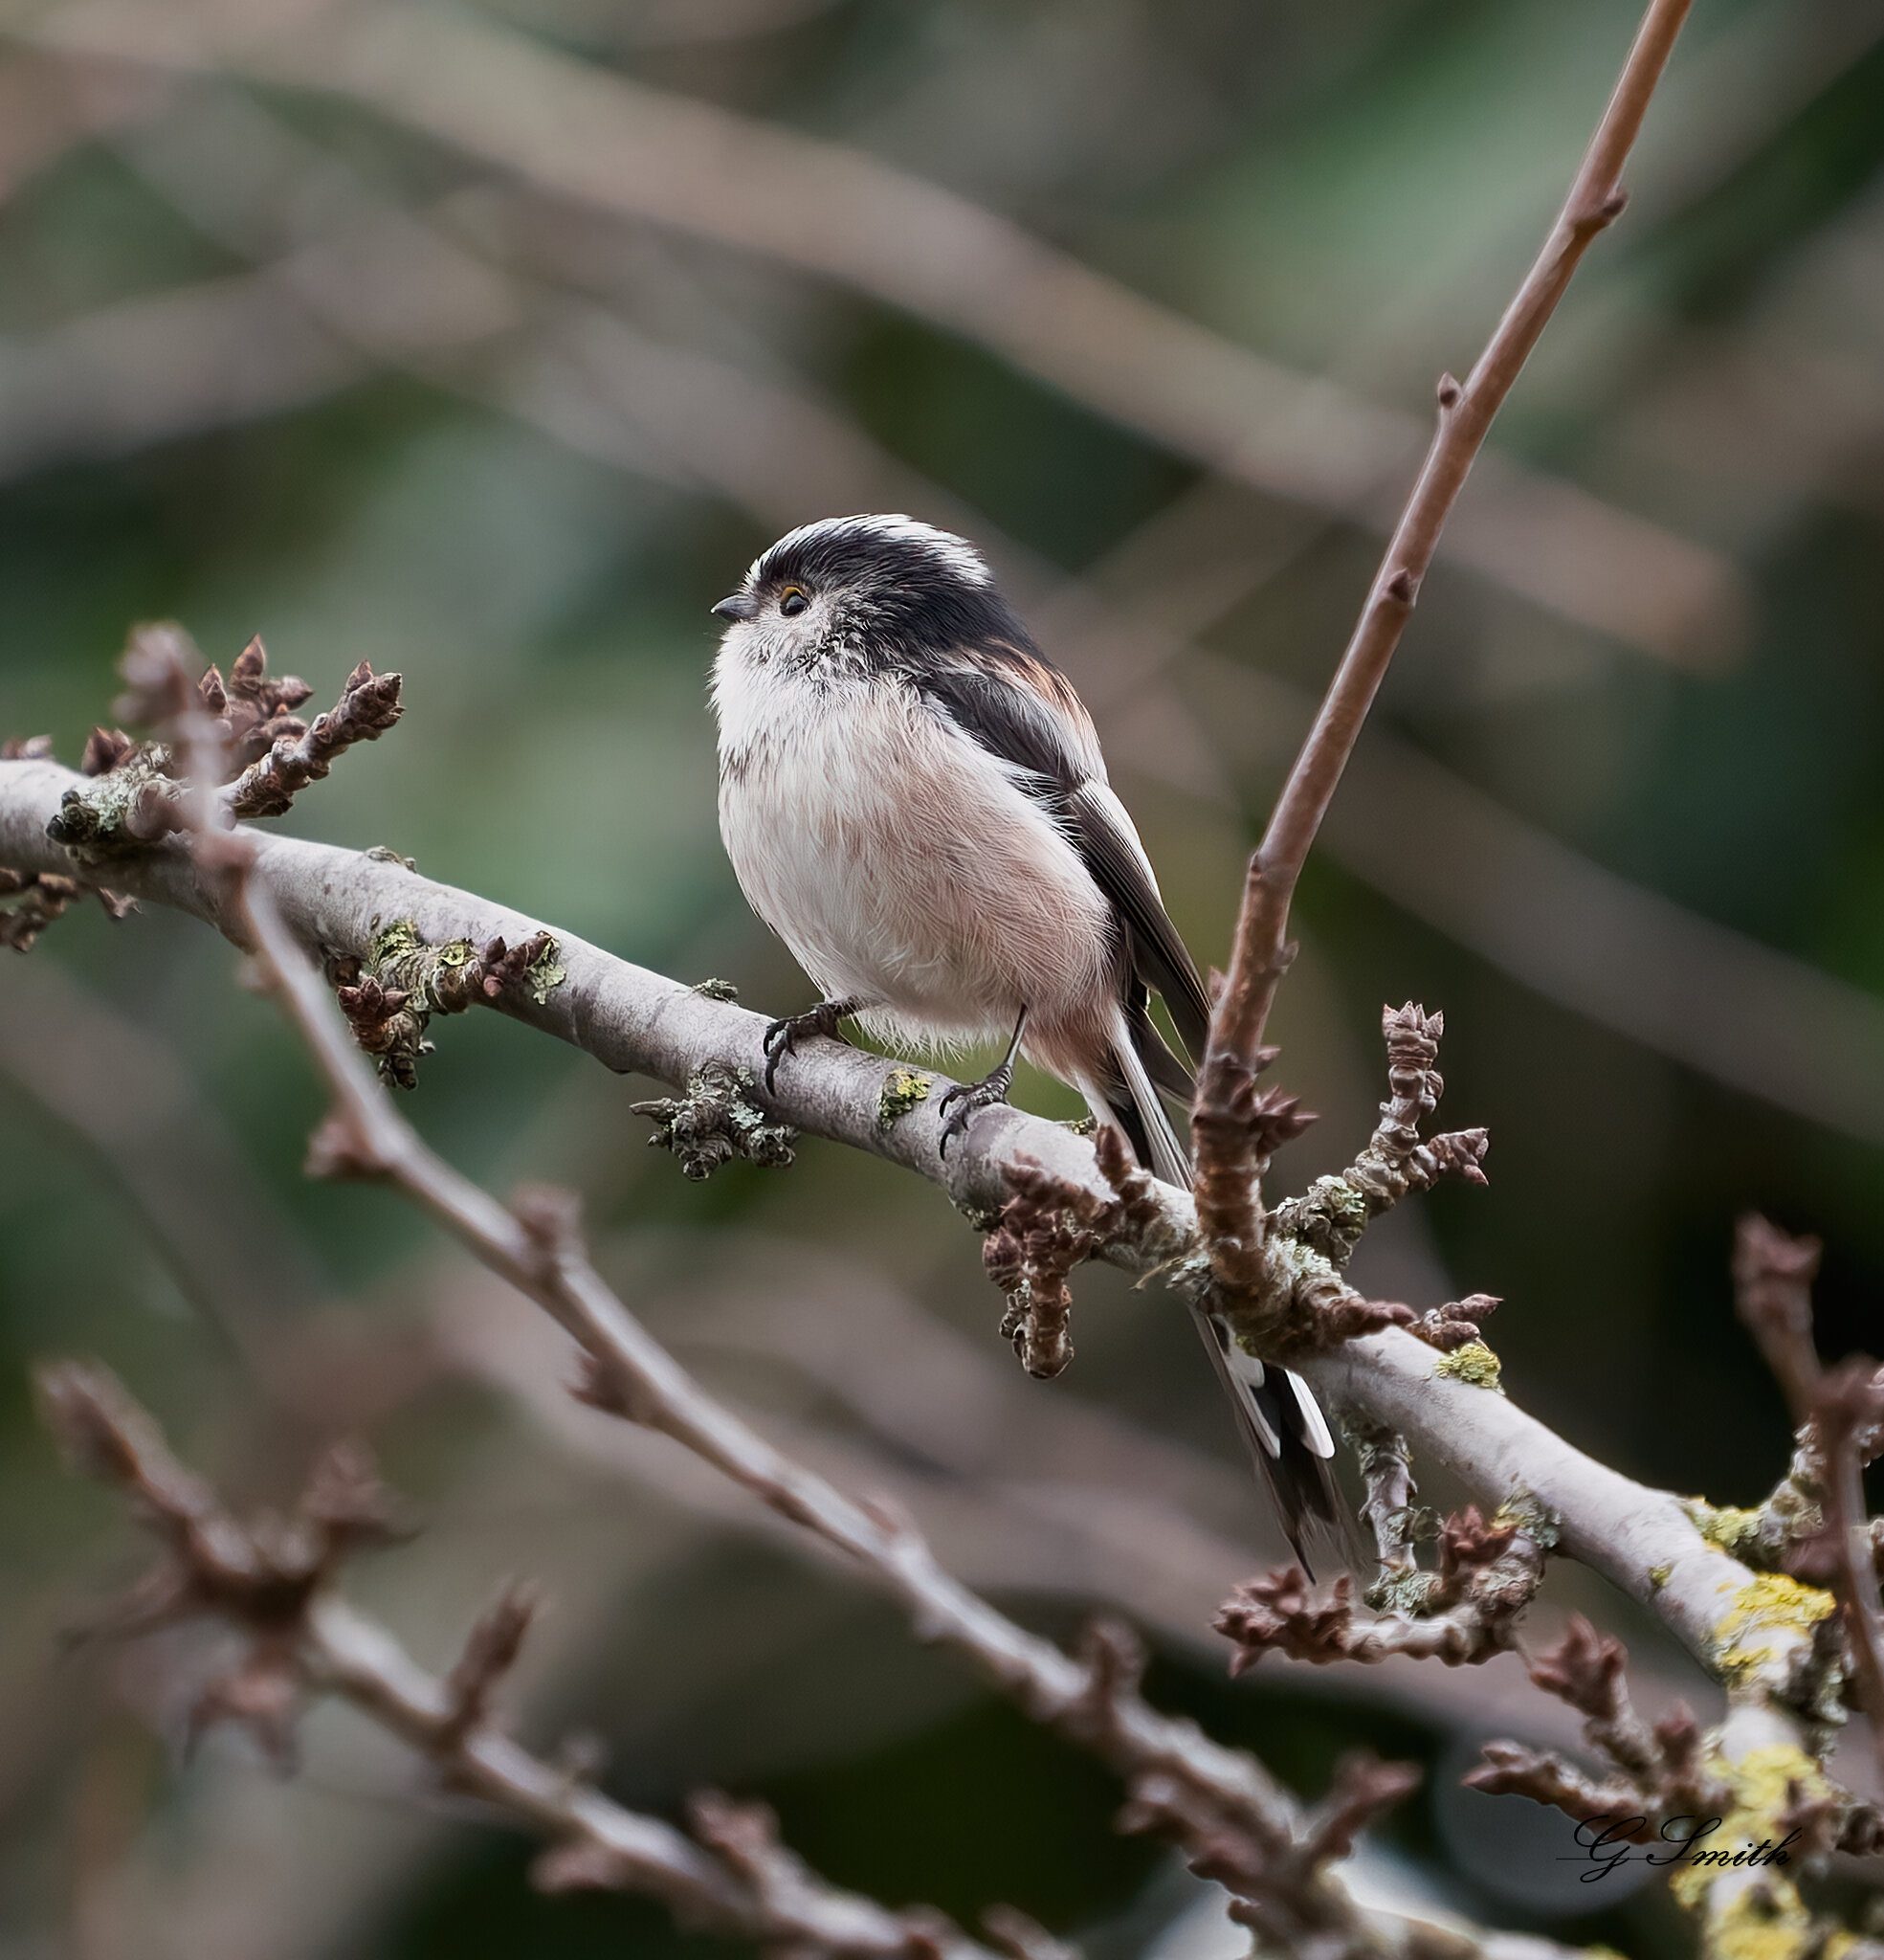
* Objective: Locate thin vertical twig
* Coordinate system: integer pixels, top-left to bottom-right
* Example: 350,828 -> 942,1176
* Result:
1208,0 -> 1696,1124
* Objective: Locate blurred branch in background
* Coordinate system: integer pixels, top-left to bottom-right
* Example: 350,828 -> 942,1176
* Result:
1207,0 -> 1693,1092
14,0 -> 1746,667
0,953 -> 321,1381
37,1362 -> 1053,1960
3,11 -> 1876,1155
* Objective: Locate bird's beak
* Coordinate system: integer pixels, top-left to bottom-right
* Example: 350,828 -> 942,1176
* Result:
711,592 -> 759,622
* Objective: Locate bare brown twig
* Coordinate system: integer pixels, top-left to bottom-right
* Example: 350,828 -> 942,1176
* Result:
1733,1216 -> 1884,1777
1206,0 -> 1696,1136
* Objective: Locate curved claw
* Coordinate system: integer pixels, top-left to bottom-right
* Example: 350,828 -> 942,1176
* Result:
935,1070 -> 1013,1160
761,999 -> 860,1096
762,1017 -> 795,1096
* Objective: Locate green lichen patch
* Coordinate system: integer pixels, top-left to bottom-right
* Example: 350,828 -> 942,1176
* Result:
1649,1563 -> 1673,1590
43,748 -> 177,863
632,1062 -> 796,1180
344,918 -> 565,1086
1712,1572 -> 1835,1686
691,976 -> 740,1002
1432,1340 -> 1502,1391
876,1067 -> 933,1129
1365,1568 -> 1441,1616
365,844 -> 417,869
520,941 -> 565,1006
1491,1489 -> 1561,1551
1271,1172 -> 1373,1263
1690,1883 -> 1816,1960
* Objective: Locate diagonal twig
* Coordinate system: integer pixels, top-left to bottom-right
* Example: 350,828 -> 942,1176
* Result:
1206,0 -> 1697,1196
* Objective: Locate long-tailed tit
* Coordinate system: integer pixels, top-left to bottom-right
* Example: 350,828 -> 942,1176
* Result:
712,514 -> 1342,1569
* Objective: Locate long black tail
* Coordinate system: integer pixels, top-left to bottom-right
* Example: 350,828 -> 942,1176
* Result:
1103,1010 -> 1349,1578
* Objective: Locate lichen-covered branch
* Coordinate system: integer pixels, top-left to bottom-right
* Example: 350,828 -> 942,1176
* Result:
332,918 -> 565,1089
632,1061 -> 797,1180
1467,1615 -> 1883,1956
0,745 -> 1833,1710
35,1363 -> 1033,1960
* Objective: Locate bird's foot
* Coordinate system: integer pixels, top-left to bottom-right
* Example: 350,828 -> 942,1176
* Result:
937,1058 -> 1016,1159
762,997 -> 860,1094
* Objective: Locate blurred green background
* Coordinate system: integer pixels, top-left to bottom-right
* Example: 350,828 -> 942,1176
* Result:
3,0 -> 1882,1952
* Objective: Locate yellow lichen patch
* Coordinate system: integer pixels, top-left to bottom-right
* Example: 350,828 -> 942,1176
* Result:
1683,1499 -> 1763,1558
1650,1563 -> 1673,1590
1669,1745 -> 1829,1938
1432,1341 -> 1502,1391
876,1067 -> 933,1129
1696,1885 -> 1816,1960
1713,1573 -> 1834,1684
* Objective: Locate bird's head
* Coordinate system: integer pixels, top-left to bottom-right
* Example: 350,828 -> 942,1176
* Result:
711,514 -> 1006,672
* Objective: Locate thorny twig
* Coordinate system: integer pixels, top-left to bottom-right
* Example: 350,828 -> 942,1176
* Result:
35,1364 -> 1029,1960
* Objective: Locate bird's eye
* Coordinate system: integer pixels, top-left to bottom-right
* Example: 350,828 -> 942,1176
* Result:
779,587 -> 809,617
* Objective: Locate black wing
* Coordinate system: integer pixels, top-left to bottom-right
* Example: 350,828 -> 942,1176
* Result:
912,643 -> 1211,1062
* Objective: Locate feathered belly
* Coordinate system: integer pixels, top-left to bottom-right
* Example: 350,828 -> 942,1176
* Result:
718,686 -> 1116,1046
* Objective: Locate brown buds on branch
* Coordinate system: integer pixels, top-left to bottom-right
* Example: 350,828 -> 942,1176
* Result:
982,1127 -> 1173,1380
37,1361 -> 403,1764
36,1366 -> 1018,1959
1190,1038 -> 1313,1293
1215,1498 -> 1551,1671
1184,1001 -> 1493,1369
1732,1216 -> 1884,1774
0,867 -> 134,950
224,656 -> 403,819
39,629 -> 402,860
332,923 -> 566,1089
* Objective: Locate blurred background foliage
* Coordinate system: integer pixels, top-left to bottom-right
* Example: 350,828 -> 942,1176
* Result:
2,0 -> 1882,1952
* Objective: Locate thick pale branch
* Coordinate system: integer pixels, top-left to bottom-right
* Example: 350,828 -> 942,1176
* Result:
0,754 -> 1824,1707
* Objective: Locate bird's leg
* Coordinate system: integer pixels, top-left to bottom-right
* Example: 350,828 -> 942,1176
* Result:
762,995 -> 868,1094
938,1006 -> 1028,1158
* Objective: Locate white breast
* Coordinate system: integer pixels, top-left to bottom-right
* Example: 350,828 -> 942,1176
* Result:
713,650 -> 1116,1051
